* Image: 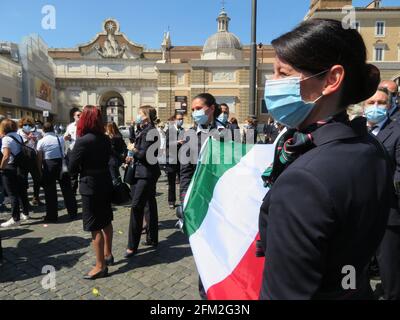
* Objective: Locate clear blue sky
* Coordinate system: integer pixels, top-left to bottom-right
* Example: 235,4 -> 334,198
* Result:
1,0 -> 399,49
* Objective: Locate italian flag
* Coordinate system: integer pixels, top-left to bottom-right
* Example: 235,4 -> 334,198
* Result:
183,138 -> 275,300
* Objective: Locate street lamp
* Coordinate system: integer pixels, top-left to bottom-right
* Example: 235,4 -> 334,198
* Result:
249,0 -> 257,118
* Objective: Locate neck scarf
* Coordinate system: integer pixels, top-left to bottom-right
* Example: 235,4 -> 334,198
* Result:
262,112 -> 349,188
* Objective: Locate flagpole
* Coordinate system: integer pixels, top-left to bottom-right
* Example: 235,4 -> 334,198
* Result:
249,0 -> 257,117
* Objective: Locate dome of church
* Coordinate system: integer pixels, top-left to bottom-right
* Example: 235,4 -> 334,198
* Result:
202,10 -> 242,60
203,32 -> 242,54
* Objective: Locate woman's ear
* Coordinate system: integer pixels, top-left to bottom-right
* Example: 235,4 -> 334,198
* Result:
322,65 -> 345,96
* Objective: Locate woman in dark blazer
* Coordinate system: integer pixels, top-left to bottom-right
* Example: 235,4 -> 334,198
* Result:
258,19 -> 394,300
68,105 -> 114,279
105,122 -> 128,183
125,105 -> 161,258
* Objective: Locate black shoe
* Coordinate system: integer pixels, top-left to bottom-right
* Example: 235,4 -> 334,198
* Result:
83,267 -> 108,280
105,255 -> 114,266
141,240 -> 158,247
124,250 -> 137,259
68,214 -> 78,221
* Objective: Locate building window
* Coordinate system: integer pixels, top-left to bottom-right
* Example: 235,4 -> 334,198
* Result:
375,47 -> 385,62
376,21 -> 385,37
176,72 -> 185,86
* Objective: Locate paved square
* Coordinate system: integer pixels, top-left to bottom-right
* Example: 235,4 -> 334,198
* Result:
0,174 -> 199,300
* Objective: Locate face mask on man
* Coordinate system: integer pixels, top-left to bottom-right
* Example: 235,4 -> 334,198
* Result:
364,104 -> 388,124
192,109 -> 209,126
264,70 -> 328,129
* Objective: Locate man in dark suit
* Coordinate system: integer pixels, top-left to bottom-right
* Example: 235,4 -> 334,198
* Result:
165,113 -> 185,209
380,80 -> 400,122
364,87 -> 400,300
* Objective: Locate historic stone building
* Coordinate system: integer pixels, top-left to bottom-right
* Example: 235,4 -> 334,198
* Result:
305,0 -> 400,82
48,19 -> 161,125
155,9 -> 275,124
48,11 -> 276,125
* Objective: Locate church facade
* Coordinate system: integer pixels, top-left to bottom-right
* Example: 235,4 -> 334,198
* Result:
48,19 -> 160,126
48,11 -> 276,125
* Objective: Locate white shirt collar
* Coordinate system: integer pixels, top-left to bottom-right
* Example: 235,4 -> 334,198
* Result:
370,117 -> 388,136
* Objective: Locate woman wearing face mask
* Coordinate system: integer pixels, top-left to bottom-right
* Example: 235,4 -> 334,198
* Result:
125,106 -> 161,258
258,19 -> 393,300
17,117 -> 43,207
179,93 -> 222,205
242,117 -> 258,144
179,93 -> 224,300
216,103 -> 229,128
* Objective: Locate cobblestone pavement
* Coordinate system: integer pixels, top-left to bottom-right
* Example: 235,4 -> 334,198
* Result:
0,173 -> 199,300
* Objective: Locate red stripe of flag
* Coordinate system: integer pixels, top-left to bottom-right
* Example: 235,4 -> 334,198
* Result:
207,234 -> 266,300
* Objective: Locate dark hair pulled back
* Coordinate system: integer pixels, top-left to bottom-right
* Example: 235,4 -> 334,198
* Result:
193,93 -> 222,118
271,19 -> 380,107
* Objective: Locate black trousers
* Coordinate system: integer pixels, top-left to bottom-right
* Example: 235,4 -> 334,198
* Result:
32,172 -> 41,200
166,164 -> 180,204
128,178 -> 158,251
377,226 -> 400,300
42,159 -> 77,220
1,166 -> 30,221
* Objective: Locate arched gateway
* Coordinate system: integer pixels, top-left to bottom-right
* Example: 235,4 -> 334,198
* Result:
99,91 -> 125,126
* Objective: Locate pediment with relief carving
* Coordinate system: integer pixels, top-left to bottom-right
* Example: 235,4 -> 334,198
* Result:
78,19 -> 144,59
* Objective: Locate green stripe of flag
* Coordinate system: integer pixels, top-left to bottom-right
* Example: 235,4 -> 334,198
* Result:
183,139 -> 253,237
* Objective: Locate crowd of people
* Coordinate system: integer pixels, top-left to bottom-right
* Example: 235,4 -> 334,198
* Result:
1,18 -> 400,300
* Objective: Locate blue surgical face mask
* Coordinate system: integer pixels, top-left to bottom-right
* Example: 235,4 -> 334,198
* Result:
264,71 -> 328,128
364,104 -> 388,123
192,109 -> 209,125
23,125 -> 33,133
176,120 -> 183,128
136,115 -> 143,125
217,113 -> 229,124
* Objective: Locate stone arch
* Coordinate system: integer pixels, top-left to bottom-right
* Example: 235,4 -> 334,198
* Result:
98,90 -> 125,126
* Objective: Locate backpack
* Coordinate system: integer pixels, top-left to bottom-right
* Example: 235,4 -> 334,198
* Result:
9,135 -> 40,177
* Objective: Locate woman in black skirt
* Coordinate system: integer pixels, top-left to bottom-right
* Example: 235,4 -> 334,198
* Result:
68,105 -> 114,280
125,105 -> 161,258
